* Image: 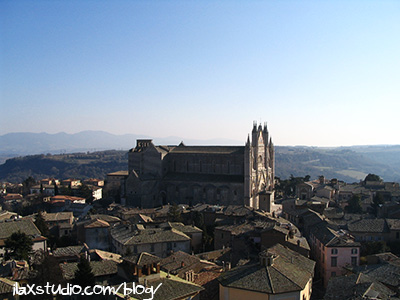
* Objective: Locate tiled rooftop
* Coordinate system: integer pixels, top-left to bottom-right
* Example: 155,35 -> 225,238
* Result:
218,244 -> 315,294
112,272 -> 204,300
0,219 -> 41,240
60,260 -> 118,281
123,252 -> 161,267
111,225 -> 190,246
53,245 -> 88,257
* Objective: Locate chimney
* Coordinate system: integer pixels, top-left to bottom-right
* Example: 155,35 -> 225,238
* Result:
260,253 -> 277,266
267,256 -> 276,266
226,262 -> 231,271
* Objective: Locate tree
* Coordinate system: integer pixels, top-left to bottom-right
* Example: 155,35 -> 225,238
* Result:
31,252 -> 65,300
4,231 -> 33,261
78,184 -> 94,203
346,194 -> 363,214
168,203 -> 183,222
370,193 -> 385,216
22,176 -> 37,195
53,180 -> 59,196
35,211 -> 50,237
192,211 -> 204,229
364,173 -> 382,182
361,241 -> 390,256
73,255 -> 95,287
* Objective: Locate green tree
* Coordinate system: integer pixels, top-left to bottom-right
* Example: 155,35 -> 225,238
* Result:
364,173 -> 382,182
370,193 -> 385,216
346,194 -> 363,213
53,180 -> 59,195
168,203 -> 183,222
35,211 -> 50,237
73,255 -> 95,288
31,252 -> 65,300
192,211 -> 204,229
361,241 -> 390,256
78,184 -> 94,203
4,231 -> 33,261
22,176 -> 37,195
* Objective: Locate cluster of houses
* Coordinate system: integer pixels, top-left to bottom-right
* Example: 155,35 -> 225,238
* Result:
295,175 -> 400,217
0,172 -> 400,300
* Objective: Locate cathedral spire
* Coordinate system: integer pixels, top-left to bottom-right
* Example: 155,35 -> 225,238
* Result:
263,122 -> 268,133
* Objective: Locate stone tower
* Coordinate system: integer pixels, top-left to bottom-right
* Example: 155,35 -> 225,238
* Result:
244,121 -> 275,208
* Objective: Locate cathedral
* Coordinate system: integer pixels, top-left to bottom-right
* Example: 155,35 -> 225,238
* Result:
125,122 -> 275,209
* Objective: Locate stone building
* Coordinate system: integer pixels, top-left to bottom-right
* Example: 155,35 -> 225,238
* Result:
125,122 -> 275,208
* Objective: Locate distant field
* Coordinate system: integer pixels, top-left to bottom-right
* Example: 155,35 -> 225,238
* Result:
336,169 -> 367,181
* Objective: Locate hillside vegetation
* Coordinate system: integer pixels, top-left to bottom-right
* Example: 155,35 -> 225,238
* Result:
275,146 -> 400,183
0,151 -> 127,183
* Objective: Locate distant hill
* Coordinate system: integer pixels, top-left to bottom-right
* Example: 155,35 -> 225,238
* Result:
1,144 -> 400,183
0,150 -> 128,183
275,146 -> 400,183
0,131 -> 243,160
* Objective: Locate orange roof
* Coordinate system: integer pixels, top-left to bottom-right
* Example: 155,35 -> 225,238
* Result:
51,195 -> 85,202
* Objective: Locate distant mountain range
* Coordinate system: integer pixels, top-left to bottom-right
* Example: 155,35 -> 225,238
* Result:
1,131 -> 400,183
0,131 -> 243,160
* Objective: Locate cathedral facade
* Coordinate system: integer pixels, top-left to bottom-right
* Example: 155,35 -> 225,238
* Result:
125,122 -> 275,209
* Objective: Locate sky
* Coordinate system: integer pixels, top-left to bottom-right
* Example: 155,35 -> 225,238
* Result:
1,1 -> 400,147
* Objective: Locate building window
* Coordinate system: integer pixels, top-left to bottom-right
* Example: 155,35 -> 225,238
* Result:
351,256 -> 357,266
331,257 -> 337,267
151,244 -> 155,252
397,232 -> 400,239
351,248 -> 358,254
331,272 -> 336,277
331,248 -> 338,255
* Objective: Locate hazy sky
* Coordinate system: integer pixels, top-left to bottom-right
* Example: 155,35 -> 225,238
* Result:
1,1 -> 399,146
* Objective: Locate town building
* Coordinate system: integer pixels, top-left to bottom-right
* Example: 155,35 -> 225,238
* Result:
110,223 -> 191,257
0,219 -> 47,255
115,253 -> 204,300
218,243 -> 315,300
42,211 -> 74,237
159,250 -> 219,282
308,221 -> 360,287
122,122 -> 275,208
77,218 -> 111,250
